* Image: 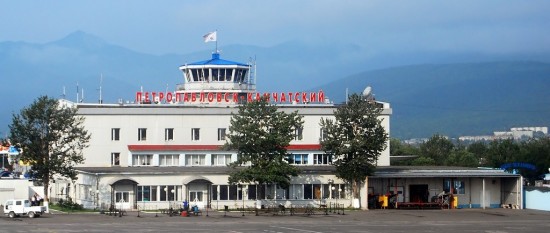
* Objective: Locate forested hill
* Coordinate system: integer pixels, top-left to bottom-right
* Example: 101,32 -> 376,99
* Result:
315,61 -> 550,139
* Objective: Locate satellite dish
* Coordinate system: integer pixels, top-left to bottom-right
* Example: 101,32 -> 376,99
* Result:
362,86 -> 372,97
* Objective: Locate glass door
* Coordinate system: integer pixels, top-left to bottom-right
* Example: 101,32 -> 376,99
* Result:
115,191 -> 131,210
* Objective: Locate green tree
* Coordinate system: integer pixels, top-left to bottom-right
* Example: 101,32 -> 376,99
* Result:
9,96 -> 90,204
518,138 -> 550,182
410,156 -> 436,166
390,138 -> 420,156
225,97 -> 303,190
390,138 -> 421,165
320,93 -> 388,199
467,141 -> 489,166
446,149 -> 479,167
419,134 -> 454,165
485,139 -> 520,168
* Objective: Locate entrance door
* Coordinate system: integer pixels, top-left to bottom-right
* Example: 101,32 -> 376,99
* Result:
388,186 -> 404,202
189,191 -> 204,208
409,184 -> 429,203
115,191 -> 131,210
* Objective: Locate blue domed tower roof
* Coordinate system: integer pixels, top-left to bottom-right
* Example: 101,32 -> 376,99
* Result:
188,53 -> 249,66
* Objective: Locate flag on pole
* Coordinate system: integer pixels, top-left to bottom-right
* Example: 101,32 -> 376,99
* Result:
203,31 -> 217,43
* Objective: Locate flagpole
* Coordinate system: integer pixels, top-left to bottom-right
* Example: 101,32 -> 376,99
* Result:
215,30 -> 218,53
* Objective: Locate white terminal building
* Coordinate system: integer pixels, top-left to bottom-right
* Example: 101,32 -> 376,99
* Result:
39,52 -> 521,211
57,52 -> 390,211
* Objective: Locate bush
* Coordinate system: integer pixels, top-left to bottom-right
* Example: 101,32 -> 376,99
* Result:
56,198 -> 83,210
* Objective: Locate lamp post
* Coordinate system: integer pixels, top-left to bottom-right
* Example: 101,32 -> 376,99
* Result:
331,186 -> 335,213
93,190 -> 99,210
328,179 -> 334,199
171,189 -> 175,201
337,188 -> 342,214
163,187 -> 169,211
241,184 -> 245,216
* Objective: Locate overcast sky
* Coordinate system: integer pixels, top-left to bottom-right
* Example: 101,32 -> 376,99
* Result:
1,0 -> 550,55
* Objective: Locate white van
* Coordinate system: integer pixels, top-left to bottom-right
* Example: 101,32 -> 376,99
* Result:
3,199 -> 46,218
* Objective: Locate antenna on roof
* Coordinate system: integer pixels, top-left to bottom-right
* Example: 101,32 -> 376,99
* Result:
76,82 -> 79,103
99,74 -> 103,104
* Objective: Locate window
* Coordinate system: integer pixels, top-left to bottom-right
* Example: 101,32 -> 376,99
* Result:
290,184 -> 304,199
111,128 -> 120,141
247,185 -> 257,200
160,154 -> 179,166
286,154 -> 308,165
138,128 -> 147,141
137,186 -> 151,201
320,128 -> 327,141
294,127 -> 303,140
334,184 -> 346,199
186,154 -> 205,166
322,184 -> 330,199
219,185 -> 229,200
132,154 -> 152,166
138,185 -> 179,202
214,185 -> 242,200
304,184 -> 313,199
313,154 -> 332,165
111,153 -> 120,166
211,154 -> 231,166
165,128 -> 174,141
444,179 -> 465,195
297,184 -> 323,200
211,186 -> 219,201
229,185 -> 238,200
191,128 -> 200,141
160,185 -> 178,201
217,128 -> 226,141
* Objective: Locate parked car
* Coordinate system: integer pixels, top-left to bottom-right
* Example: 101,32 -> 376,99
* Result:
0,171 -> 13,178
3,199 -> 46,218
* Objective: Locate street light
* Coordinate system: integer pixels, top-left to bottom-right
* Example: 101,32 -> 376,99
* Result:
95,190 -> 99,209
338,188 -> 342,214
240,184 -> 245,216
331,186 -> 336,213
328,179 -> 334,199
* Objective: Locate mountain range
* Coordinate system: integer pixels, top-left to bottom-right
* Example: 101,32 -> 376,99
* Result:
1,31 -> 550,139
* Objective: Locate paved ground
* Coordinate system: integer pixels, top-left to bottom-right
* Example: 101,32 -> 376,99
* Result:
1,208 -> 549,233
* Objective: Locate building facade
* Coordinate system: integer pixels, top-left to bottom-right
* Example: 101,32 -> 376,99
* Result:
42,52 -> 522,211
49,53 -> 391,211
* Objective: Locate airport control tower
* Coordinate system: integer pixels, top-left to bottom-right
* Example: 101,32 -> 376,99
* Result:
176,52 -> 256,104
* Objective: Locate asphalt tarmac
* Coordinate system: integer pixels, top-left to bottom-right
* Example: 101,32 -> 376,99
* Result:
1,208 -> 549,233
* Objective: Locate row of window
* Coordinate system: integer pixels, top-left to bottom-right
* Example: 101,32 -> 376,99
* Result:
184,68 -> 249,83
111,127 -> 322,142
112,153 -> 332,167
444,179 -> 465,195
134,183 -> 347,202
112,128 -> 225,142
135,185 -> 180,202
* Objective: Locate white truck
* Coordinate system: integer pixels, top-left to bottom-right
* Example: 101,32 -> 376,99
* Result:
3,199 -> 46,218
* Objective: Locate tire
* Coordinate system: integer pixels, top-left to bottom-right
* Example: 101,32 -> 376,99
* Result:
8,211 -> 15,218
28,211 -> 35,218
